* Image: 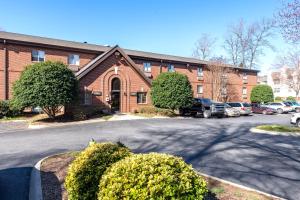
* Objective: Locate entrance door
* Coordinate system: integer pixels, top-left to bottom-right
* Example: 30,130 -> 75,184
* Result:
111,78 -> 120,112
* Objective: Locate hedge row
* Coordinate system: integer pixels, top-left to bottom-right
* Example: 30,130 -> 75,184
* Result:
0,100 -> 21,119
65,142 -> 208,200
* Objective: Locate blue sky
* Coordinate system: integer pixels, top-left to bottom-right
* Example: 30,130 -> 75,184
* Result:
0,0 -> 287,74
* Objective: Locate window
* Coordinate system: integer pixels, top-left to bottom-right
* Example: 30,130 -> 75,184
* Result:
227,103 -> 241,107
242,87 -> 247,95
84,90 -> 92,105
167,64 -> 175,72
197,85 -> 203,94
31,50 -> 45,62
242,72 -> 247,80
68,54 -> 80,65
197,66 -> 203,76
137,92 -> 147,104
274,88 -> 280,93
143,62 -> 151,72
274,79 -> 280,85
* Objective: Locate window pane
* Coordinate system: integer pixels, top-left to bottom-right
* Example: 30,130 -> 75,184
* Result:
32,50 -> 39,61
137,92 -> 147,104
197,85 -> 203,94
168,64 -> 175,72
68,54 -> 80,65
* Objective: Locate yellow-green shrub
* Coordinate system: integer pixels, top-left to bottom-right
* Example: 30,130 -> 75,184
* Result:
65,142 -> 131,200
98,153 -> 208,200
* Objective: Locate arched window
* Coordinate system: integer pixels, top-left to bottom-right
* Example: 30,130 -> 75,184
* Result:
111,78 -> 120,91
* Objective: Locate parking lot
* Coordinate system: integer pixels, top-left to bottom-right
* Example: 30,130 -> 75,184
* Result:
0,113 -> 299,200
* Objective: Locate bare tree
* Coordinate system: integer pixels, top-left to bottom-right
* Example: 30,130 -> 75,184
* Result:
224,19 -> 275,69
278,48 -> 300,97
206,61 -> 232,102
277,0 -> 300,43
193,33 -> 216,60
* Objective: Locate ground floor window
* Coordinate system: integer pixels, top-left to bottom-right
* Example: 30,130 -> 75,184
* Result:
242,87 -> 247,95
137,92 -> 147,104
84,90 -> 92,105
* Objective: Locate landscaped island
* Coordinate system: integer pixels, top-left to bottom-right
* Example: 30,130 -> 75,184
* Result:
40,142 -> 279,200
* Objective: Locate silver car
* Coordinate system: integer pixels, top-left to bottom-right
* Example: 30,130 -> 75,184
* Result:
227,102 -> 252,115
224,104 -> 240,117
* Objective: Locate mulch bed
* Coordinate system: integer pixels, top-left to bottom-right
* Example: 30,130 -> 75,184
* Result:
41,153 -> 279,200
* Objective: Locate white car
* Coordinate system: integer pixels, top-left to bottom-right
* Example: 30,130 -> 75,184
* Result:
291,113 -> 300,127
227,102 -> 252,115
264,102 -> 293,114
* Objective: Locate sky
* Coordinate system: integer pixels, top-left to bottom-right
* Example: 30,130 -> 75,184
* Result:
0,0 -> 289,74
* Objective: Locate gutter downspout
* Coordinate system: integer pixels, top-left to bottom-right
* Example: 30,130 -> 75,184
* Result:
3,39 -> 8,100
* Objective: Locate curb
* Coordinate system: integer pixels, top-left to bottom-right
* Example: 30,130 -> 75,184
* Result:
198,172 -> 285,200
250,127 -> 300,137
30,152 -> 285,200
29,157 -> 45,200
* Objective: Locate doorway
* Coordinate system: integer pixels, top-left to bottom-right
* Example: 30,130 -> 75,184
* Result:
111,77 -> 120,112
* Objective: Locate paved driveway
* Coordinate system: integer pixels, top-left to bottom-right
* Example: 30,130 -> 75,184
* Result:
0,114 -> 299,200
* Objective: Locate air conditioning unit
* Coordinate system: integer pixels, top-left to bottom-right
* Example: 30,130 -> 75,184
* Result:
242,94 -> 247,99
144,72 -> 152,78
243,79 -> 248,84
197,76 -> 204,81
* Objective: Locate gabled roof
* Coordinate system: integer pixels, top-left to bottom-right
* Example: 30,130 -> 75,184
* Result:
0,31 -> 259,72
76,45 -> 152,86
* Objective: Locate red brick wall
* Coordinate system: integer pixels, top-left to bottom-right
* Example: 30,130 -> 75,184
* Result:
0,43 -> 97,99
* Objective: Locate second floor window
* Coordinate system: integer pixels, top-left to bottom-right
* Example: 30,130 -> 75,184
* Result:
68,54 -> 80,65
32,50 -> 45,62
197,67 -> 203,76
274,88 -> 280,93
167,64 -> 175,72
242,87 -> 247,95
242,72 -> 248,80
143,62 -> 151,72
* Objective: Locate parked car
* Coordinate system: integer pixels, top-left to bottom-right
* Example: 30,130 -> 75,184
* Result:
227,102 -> 252,115
251,103 -> 276,115
264,102 -> 293,114
290,113 -> 300,127
224,104 -> 240,117
284,101 -> 300,113
180,98 -> 225,118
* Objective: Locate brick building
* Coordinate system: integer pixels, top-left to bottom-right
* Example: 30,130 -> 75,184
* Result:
0,31 -> 258,113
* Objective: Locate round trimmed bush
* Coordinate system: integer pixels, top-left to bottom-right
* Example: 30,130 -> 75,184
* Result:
250,85 -> 274,103
98,153 -> 208,200
151,72 -> 193,110
65,142 -> 131,200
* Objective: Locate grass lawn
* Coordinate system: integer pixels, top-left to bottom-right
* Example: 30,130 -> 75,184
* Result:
256,124 -> 300,132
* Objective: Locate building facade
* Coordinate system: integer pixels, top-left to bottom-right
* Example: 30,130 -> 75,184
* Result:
0,32 -> 258,112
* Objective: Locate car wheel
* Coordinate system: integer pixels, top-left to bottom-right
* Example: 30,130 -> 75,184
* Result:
296,108 -> 300,113
262,110 -> 267,115
297,119 -> 300,128
203,110 -> 211,118
277,108 -> 283,114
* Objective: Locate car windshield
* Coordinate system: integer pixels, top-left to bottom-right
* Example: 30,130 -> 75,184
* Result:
228,103 -> 241,107
225,103 -> 231,108
242,103 -> 251,107
200,98 -> 212,104
284,102 -> 291,106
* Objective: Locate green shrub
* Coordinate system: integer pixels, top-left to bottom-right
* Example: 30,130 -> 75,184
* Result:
98,153 -> 208,200
250,85 -> 274,103
12,61 -> 78,119
275,96 -> 283,102
65,142 -> 131,200
151,72 -> 193,110
286,96 -> 296,101
138,106 -> 176,117
0,100 -> 10,118
0,100 -> 21,118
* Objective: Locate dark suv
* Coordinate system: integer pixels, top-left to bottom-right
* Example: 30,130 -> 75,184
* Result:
180,98 -> 225,118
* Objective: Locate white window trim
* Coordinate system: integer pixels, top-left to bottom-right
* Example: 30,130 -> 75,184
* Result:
242,72 -> 248,80
137,92 -> 147,104
32,50 -> 45,62
242,87 -> 247,95
143,62 -> 151,72
68,54 -> 80,66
